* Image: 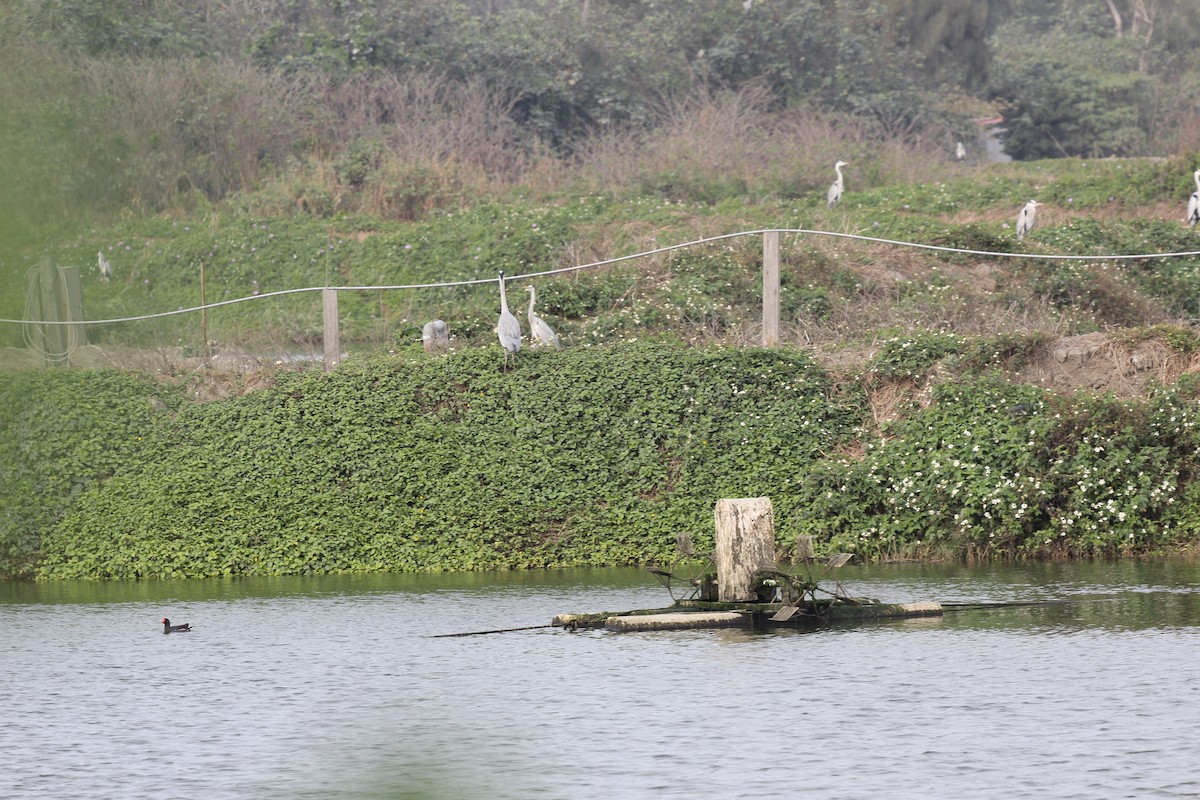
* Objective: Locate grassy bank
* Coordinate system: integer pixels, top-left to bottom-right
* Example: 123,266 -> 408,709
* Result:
8,154 -> 1200,579
4,335 -> 1200,580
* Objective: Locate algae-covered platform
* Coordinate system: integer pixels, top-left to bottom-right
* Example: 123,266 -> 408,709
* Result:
553,599 -> 943,633
554,497 -> 943,633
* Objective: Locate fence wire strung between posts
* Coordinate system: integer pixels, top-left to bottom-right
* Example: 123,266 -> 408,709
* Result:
5,229 -> 1200,371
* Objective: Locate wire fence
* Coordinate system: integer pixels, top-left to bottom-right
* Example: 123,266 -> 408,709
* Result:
5,228 -> 1200,368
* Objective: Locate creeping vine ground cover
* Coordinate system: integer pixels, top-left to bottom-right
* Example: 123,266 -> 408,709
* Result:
792,375 -> 1200,560
28,343 -> 861,579
7,339 -> 1200,580
0,370 -> 182,578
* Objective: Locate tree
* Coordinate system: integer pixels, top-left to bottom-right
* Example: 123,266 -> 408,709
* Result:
884,0 -> 1010,89
991,27 -> 1150,158
1100,0 -> 1180,70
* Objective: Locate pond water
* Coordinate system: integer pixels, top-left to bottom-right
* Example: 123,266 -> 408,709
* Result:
4,560 -> 1200,799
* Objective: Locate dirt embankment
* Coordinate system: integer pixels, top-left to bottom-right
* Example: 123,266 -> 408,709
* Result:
4,332 -> 1198,402
1011,332 -> 1198,398
816,331 -> 1200,400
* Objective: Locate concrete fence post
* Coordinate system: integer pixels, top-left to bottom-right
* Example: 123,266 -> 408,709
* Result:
762,230 -> 780,347
322,287 -> 340,372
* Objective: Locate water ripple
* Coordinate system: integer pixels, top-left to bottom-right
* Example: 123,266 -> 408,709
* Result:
4,562 -> 1200,798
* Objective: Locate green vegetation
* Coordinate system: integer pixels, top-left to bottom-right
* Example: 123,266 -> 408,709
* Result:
7,150 -> 1200,582
6,335 -> 1200,580
9,155 -> 1200,356
4,1 -> 1200,253
0,369 -> 183,577
17,344 -> 864,578
5,2 -> 1200,580
795,376 -> 1200,561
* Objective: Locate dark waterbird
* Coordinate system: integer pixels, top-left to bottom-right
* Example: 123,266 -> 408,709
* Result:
161,618 -> 192,634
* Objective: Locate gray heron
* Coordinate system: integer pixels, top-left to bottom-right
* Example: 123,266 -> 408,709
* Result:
422,319 -> 449,354
827,160 -> 848,207
495,271 -> 521,368
98,251 -> 112,282
525,284 -> 562,350
956,141 -> 966,161
1016,200 -> 1040,242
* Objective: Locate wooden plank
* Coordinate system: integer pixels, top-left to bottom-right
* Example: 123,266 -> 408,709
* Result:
605,611 -> 746,632
770,605 -> 799,621
551,608 -> 679,629
820,601 -> 943,621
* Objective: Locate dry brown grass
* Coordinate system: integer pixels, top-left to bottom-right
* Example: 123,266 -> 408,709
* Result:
864,380 -> 914,429
570,82 -> 956,200
28,47 -> 965,224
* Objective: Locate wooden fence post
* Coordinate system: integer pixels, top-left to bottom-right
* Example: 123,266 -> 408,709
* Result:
714,497 -> 776,602
762,230 -> 780,347
322,287 -> 340,372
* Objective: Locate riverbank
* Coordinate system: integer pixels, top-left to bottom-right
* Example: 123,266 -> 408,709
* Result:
4,334 -> 1200,580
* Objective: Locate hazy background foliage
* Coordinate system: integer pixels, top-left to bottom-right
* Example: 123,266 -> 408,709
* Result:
2,0 -> 1199,242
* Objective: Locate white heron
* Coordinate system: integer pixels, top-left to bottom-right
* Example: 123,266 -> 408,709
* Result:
1016,200 -> 1040,242
1187,169 -> 1200,228
495,271 -> 521,368
827,160 -> 848,207
421,319 -> 449,355
525,285 -> 562,350
98,251 -> 112,282
956,141 -> 967,161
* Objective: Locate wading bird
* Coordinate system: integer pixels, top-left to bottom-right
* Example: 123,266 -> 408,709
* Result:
161,618 -> 192,634
956,141 -> 967,161
525,285 -> 562,350
495,271 -> 521,369
1187,170 -> 1200,228
1016,200 -> 1040,242
827,160 -> 848,207
422,319 -> 449,355
98,251 -> 112,282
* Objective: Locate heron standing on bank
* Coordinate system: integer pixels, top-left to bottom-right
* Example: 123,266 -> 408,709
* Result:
422,319 -> 449,355
956,141 -> 967,161
495,271 -> 521,368
98,251 -> 112,282
827,160 -> 848,207
1016,200 -> 1040,242
525,285 -> 562,350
